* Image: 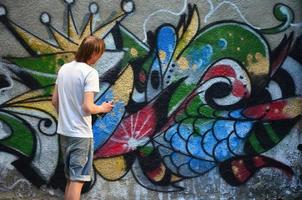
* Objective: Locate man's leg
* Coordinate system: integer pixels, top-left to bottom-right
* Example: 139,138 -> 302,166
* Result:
65,181 -> 84,200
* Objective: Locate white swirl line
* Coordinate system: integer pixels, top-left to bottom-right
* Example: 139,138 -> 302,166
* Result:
142,0 -> 188,43
204,0 -> 260,29
205,0 -> 214,11
4,178 -> 31,190
291,22 -> 302,27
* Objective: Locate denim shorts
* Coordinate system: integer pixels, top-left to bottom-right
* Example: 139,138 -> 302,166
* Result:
59,135 -> 93,182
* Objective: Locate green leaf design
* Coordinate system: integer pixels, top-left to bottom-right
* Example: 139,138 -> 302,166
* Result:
0,112 -> 34,157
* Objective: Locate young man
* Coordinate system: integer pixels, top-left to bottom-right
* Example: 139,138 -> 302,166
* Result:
52,36 -> 113,200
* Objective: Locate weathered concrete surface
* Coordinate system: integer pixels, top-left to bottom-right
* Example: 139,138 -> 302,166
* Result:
1,0 -> 302,57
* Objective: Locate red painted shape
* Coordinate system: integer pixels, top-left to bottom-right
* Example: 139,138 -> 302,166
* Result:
139,71 -> 146,83
146,164 -> 165,181
252,156 -> 294,178
253,156 -> 266,167
243,99 -> 288,120
94,105 -> 157,157
203,64 -> 236,81
203,64 -> 248,97
232,159 -> 251,182
232,79 -> 246,97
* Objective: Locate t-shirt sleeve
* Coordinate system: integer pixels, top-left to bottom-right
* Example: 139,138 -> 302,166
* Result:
84,70 -> 100,93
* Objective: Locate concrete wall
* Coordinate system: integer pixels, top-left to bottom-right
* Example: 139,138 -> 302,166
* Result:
0,0 -> 302,199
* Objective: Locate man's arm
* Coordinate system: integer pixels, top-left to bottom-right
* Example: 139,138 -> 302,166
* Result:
52,85 -> 59,113
82,92 -> 113,115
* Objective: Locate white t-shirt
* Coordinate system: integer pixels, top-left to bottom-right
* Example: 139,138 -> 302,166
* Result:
56,61 -> 99,138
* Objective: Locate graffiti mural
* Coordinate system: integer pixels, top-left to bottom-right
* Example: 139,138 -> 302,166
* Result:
92,3 -> 302,191
0,0 -> 302,197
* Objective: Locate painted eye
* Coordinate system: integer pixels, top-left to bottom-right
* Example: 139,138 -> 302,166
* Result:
198,59 -> 251,108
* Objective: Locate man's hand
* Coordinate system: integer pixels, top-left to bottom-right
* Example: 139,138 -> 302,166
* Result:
100,101 -> 114,113
83,92 -> 114,114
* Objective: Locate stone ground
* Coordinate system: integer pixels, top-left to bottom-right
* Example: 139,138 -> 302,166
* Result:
0,190 -> 62,200
0,167 -> 63,200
